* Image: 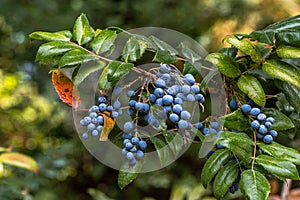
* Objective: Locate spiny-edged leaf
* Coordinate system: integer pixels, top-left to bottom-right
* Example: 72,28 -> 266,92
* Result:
0,152 -> 38,173
198,133 -> 218,158
149,136 -> 171,165
201,149 -> 231,188
224,35 -> 262,63
240,169 -> 270,200
275,80 -> 300,113
262,59 -> 300,88
122,36 -> 147,62
277,30 -> 300,47
149,35 -> 178,55
89,29 -> 117,55
36,41 -> 78,64
72,61 -> 106,87
59,49 -> 99,68
262,108 -> 295,131
256,155 -> 300,180
153,50 -> 178,64
100,112 -> 115,141
163,131 -> 184,157
178,42 -> 202,62
218,109 -> 251,131
205,53 -> 241,78
29,30 -> 72,42
118,160 -> 143,189
216,131 -> 253,165
183,61 -> 200,76
277,45 -> 300,58
72,13 -> 95,45
218,46 -> 238,58
200,68 -> 219,93
213,161 -> 239,199
52,70 -> 81,109
258,142 -> 300,165
237,75 -> 266,107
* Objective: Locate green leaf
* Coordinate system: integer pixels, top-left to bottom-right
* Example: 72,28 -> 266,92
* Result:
0,152 -> 38,173
149,35 -> 178,55
201,149 -> 231,188
258,142 -> 300,165
277,45 -> 300,58
251,30 -> 275,46
122,36 -> 147,62
255,43 -> 273,60
237,75 -> 266,107
200,68 -> 219,93
224,35 -> 262,63
277,30 -> 300,47
59,49 -> 98,68
178,42 -> 202,62
213,161 -> 239,199
183,61 -> 200,76
87,188 -> 114,200
205,53 -> 241,78
0,162 -> 3,178
198,133 -> 218,158
240,169 -> 270,200
262,108 -> 295,131
218,46 -> 238,58
275,80 -> 300,113
72,61 -> 106,87
72,13 -> 95,45
29,30 -> 72,42
163,131 -> 184,157
263,15 -> 300,31
262,59 -> 300,88
118,160 -> 143,189
149,137 -> 171,166
89,29 -> 117,55
218,109 -> 251,131
216,131 -> 253,165
153,50 -> 178,64
256,155 -> 300,180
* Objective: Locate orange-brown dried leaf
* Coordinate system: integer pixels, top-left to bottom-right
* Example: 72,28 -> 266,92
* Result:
0,152 -> 39,173
100,112 -> 115,141
52,70 -> 81,109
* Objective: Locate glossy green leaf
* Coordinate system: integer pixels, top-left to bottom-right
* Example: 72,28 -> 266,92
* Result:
216,131 -> 253,164
258,142 -> 300,165
149,35 -> 178,55
218,46 -> 238,58
255,43 -> 273,60
275,80 -> 300,113
205,53 -> 241,78
224,35 -> 262,63
277,30 -> 300,47
198,133 -> 218,158
153,50 -> 178,64
98,65 -> 112,90
72,13 -> 95,45
275,93 -> 295,113
59,49 -> 98,68
277,45 -> 300,58
262,59 -> 300,88
163,130 -> 184,157
263,14 -> 300,31
89,29 -> 117,55
122,36 -> 147,62
256,155 -> 299,180
29,30 -> 72,42
201,149 -> 231,188
0,152 -> 38,173
263,108 -> 295,131
218,109 -> 251,131
72,61 -> 106,87
240,169 -> 270,200
183,61 -> 200,76
237,75 -> 266,107
251,30 -> 275,46
178,42 -> 202,62
118,160 -> 143,189
213,161 -> 239,199
149,137 -> 171,165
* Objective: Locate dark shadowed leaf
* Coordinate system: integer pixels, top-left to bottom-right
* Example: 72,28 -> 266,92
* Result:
149,137 -> 171,165
275,80 -> 300,113
218,109 -> 251,131
149,35 -> 178,55
122,36 -> 147,62
178,42 -> 202,62
262,108 -> 295,130
153,50 -> 178,64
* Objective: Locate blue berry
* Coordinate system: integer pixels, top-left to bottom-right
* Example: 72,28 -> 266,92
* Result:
174,97 -> 183,104
162,95 -> 174,105
251,120 -> 260,129
258,125 -> 268,134
180,110 -> 191,120
117,109 -> 122,116
266,117 -> 275,124
257,113 -> 266,121
98,103 -> 107,112
138,140 -> 147,150
264,121 -> 272,128
269,130 -> 278,137
164,106 -> 172,113
127,108 -> 135,116
82,132 -> 89,139
130,147 -> 137,153
129,158 -> 137,166
98,96 -> 107,103
106,105 -> 113,112
196,122 -> 203,130
124,121 -> 134,132
90,105 -> 99,113
211,122 -> 219,130
122,147 -> 128,155
195,93 -> 205,103
229,99 -> 238,110
184,74 -> 195,85
173,104 -> 183,114
203,128 -> 209,135
131,137 -> 140,145
191,85 -> 200,93
263,135 -> 273,144
96,125 -> 103,132
186,94 -> 195,102
122,133 -> 132,139
216,144 -> 225,149
135,102 -> 144,111
169,113 -> 180,122
97,116 -> 104,124
178,120 -> 189,129
181,85 -> 191,94
113,101 -> 121,109
154,88 -> 164,98
143,103 -> 150,113
91,130 -> 98,136
113,86 -> 122,96
129,100 -> 137,107
83,116 -> 92,124
110,111 -> 119,118
89,112 -> 98,118
161,74 -> 172,83
87,123 -> 96,131
250,108 -> 261,116
241,104 -> 252,113
126,152 -> 134,160
206,150 -> 214,158
136,150 -> 144,160
156,98 -> 163,106
80,119 -> 86,126
155,78 -> 166,88
256,133 -> 264,140
160,64 -> 171,73
127,90 -> 136,98
166,87 -> 177,96
149,94 -> 156,103
176,93 -> 186,101
125,142 -> 133,150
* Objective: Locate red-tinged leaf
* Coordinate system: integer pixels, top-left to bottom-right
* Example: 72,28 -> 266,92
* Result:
0,152 -> 39,173
52,70 -> 81,109
100,112 -> 115,141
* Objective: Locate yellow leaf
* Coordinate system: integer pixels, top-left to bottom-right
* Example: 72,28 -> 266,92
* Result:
0,162 -> 3,178
100,112 -> 115,141
0,152 -> 39,173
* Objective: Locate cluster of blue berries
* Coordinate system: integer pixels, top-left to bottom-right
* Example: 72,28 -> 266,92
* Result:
121,132 -> 147,166
241,103 -> 277,144
79,95 -> 120,139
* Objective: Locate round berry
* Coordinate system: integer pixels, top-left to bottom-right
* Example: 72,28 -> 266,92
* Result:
138,140 -> 147,150
166,87 -> 177,96
83,116 -> 92,124
196,122 -> 203,130
156,98 -> 163,106
98,103 -> 107,112
142,103 -> 150,113
257,113 -> 267,122
229,99 -> 238,110
98,96 -> 107,103
80,119 -> 86,126
82,132 -> 89,139
130,147 -> 137,153
113,86 -> 122,96
136,150 -> 144,160
135,102 -> 144,111
269,130 -> 278,137
211,122 -> 219,130
124,121 -> 134,132
256,133 -> 264,140
258,125 -> 268,134
113,101 -> 121,109
125,142 -> 133,150
184,74 -> 195,85
180,110 -> 191,120
129,100 -> 137,107
164,106 -> 172,113
131,136 -> 140,145
186,94 -> 195,102
149,94 -> 156,103
174,97 -> 183,105
97,116 -> 104,124
89,112 -> 98,118
173,104 -> 183,114
90,105 -> 99,113
169,113 -> 180,122
191,85 -> 200,93
161,74 -> 172,83
155,78 -> 166,88
122,147 -> 128,155
160,64 -> 171,73
96,125 -> 103,132
203,128 -> 209,135
110,111 -> 119,118
127,90 -> 136,98
178,120 -> 189,129
263,135 -> 273,144
264,121 -> 272,128
87,123 -> 96,131
162,95 -> 173,105
91,130 -> 98,136
129,158 -> 137,166
195,93 -> 205,103
266,117 -> 275,124
122,133 -> 132,139
154,88 -> 164,98
181,85 -> 191,94
127,108 -> 135,116
126,152 -> 134,160
241,104 -> 251,113
106,105 -> 113,112
251,120 -> 260,129
250,108 -> 261,116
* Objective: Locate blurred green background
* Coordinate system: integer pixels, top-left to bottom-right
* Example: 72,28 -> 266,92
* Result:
0,0 -> 299,199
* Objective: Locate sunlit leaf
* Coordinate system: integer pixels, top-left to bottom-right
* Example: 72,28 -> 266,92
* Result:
100,113 -> 115,141
29,30 -> 72,42
118,160 -> 143,189
122,36 -> 147,62
59,49 -> 99,68
90,29 -> 117,55
0,152 -> 38,173
72,13 -> 95,45
277,45 -> 300,58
